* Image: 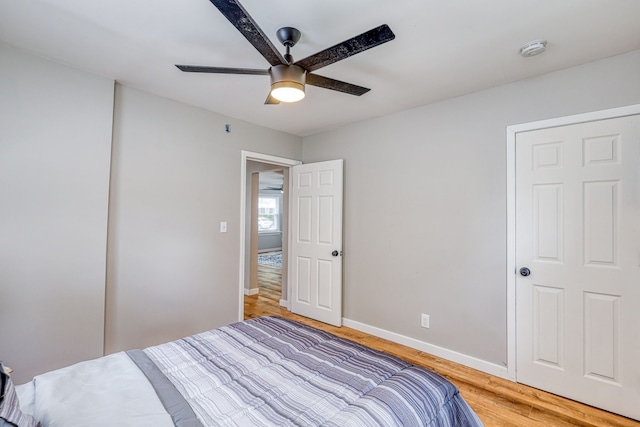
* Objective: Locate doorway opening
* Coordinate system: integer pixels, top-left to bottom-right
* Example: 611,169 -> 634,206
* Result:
238,151 -> 301,321
246,169 -> 284,317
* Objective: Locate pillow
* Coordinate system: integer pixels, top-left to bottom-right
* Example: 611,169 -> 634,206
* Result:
0,363 -> 38,427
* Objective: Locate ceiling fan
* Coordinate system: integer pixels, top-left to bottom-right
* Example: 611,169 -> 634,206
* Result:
176,0 -> 395,104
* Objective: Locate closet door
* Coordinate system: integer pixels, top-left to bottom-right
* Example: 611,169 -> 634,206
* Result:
515,114 -> 640,420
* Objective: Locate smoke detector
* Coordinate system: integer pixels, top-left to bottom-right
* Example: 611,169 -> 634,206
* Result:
520,40 -> 547,57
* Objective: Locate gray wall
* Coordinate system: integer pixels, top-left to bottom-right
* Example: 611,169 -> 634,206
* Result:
3,39 -> 639,380
302,50 -> 640,366
0,44 -> 303,380
0,43 -> 114,383
105,85 -> 302,353
258,233 -> 282,251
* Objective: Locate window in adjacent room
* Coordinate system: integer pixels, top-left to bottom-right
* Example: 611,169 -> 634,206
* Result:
258,196 -> 280,233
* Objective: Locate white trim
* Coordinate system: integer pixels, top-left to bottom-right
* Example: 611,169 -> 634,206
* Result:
239,151 -> 301,322
279,299 -> 288,308
505,103 -> 640,382
343,318 -> 509,379
244,288 -> 259,296
506,126 -> 517,381
508,104 -> 640,134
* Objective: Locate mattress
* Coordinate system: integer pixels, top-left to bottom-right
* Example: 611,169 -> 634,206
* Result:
9,316 -> 483,426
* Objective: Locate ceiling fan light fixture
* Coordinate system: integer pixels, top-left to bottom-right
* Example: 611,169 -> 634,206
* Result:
270,64 -> 306,103
271,82 -> 305,103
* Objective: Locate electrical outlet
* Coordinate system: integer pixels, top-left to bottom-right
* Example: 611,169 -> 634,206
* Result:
421,314 -> 430,328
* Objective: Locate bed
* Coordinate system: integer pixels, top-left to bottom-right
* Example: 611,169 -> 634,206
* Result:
2,316 -> 483,426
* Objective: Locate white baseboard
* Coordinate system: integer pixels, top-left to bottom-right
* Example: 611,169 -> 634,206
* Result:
244,288 -> 259,296
342,318 -> 509,380
279,299 -> 288,308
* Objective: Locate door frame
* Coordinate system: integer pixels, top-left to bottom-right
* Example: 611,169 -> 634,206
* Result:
505,104 -> 640,381
238,150 -> 302,321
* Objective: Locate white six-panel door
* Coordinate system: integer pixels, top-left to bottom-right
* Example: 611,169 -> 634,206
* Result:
289,160 -> 343,327
515,115 -> 640,420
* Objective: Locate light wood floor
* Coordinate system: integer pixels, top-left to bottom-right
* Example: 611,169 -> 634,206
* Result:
245,265 -> 640,427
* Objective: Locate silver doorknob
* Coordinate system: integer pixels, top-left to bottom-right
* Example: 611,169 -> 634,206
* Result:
519,267 -> 531,277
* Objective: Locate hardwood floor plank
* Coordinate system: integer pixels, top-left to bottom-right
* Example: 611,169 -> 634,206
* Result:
246,265 -> 640,427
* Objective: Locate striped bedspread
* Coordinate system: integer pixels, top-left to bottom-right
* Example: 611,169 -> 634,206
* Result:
143,316 -> 483,426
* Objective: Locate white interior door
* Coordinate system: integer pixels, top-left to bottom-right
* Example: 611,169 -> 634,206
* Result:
289,159 -> 343,327
515,115 -> 640,420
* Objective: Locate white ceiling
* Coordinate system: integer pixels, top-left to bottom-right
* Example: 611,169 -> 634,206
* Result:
1,0 -> 639,136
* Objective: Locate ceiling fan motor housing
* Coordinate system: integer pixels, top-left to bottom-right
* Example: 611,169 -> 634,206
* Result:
270,64 -> 306,91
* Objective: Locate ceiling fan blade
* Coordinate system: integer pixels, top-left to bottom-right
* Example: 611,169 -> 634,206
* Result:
306,73 -> 370,96
264,93 -> 281,105
294,24 -> 395,72
208,0 -> 286,66
176,65 -> 269,75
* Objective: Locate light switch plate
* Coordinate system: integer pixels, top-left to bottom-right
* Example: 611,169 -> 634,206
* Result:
421,314 -> 430,328
220,221 -> 227,233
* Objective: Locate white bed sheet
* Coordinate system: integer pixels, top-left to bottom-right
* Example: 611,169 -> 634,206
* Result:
16,352 -> 174,427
